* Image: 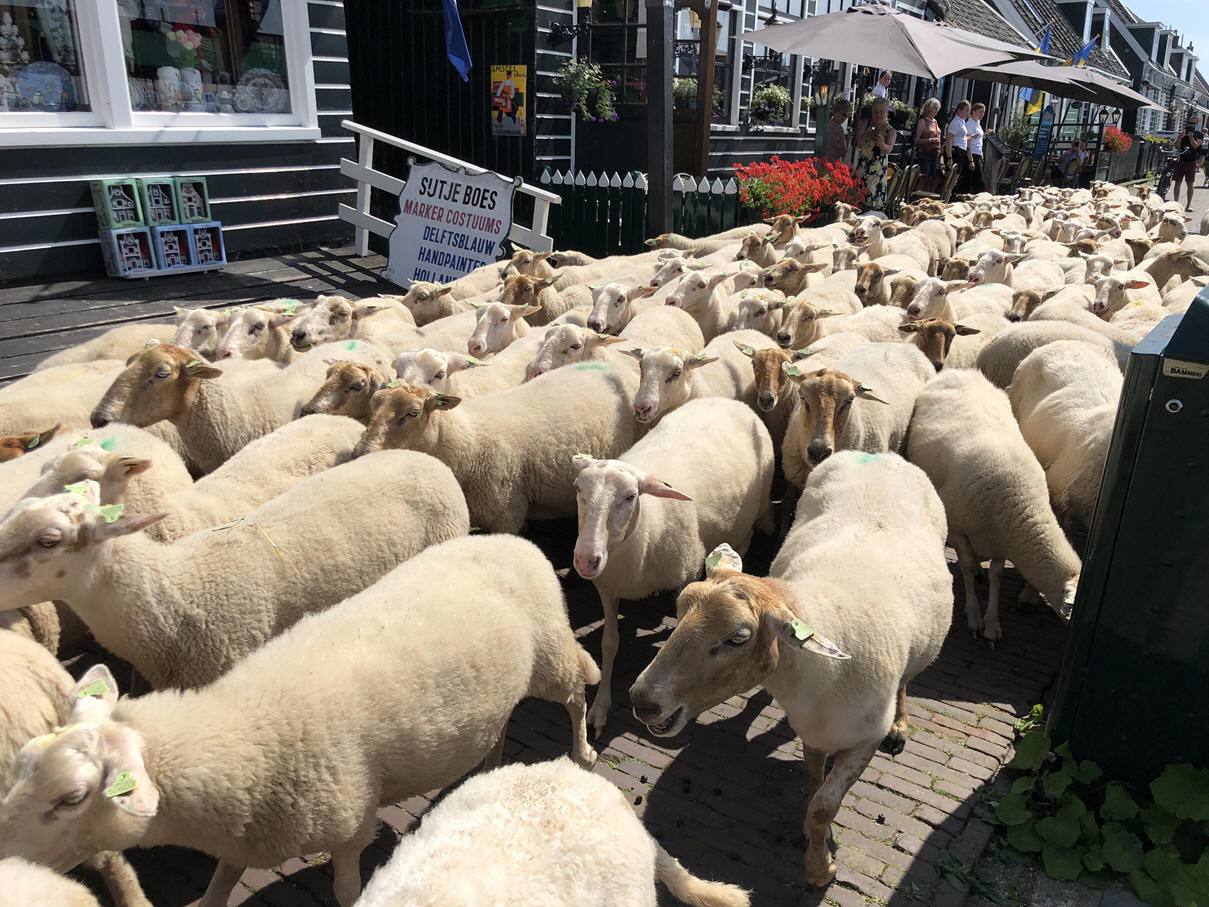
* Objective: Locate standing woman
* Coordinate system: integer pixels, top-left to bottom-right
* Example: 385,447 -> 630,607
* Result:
966,102 -> 993,193
945,99 -> 972,196
856,97 -> 897,211
915,98 -> 942,191
823,98 -> 853,162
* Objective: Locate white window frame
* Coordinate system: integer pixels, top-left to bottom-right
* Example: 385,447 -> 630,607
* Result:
0,0 -> 319,147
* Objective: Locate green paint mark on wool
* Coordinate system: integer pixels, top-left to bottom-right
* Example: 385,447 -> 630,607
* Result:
100,438 -> 116,451
573,363 -> 608,371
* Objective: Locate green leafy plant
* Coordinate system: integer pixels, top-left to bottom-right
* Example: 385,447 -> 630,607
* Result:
555,59 -> 619,124
672,77 -> 697,99
889,98 -> 917,128
748,84 -> 791,125
990,722 -> 1209,904
997,111 -> 1034,152
1142,134 -> 1172,145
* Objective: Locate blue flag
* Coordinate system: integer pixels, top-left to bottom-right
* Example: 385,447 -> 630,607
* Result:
443,0 -> 472,82
1020,23 -> 1051,105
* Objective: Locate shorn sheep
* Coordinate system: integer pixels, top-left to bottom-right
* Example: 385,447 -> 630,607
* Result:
353,364 -> 640,533
629,451 -> 952,888
572,398 -> 774,734
0,632 -> 150,907
1008,340 -> 1123,529
907,369 -> 1081,642
357,758 -> 749,907
0,534 -> 599,907
0,450 -> 470,688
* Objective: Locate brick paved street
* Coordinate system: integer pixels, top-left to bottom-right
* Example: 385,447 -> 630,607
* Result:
65,516 -> 1070,907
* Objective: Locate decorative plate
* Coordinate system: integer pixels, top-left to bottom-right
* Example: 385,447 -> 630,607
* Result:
0,74 -> 15,112
234,68 -> 288,113
16,61 -> 75,111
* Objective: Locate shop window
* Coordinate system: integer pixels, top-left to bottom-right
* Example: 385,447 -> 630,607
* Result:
0,0 -> 91,113
119,0 -> 289,114
587,0 -> 646,104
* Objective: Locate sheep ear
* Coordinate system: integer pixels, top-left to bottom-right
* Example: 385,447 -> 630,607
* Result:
515,305 -> 542,318
352,302 -> 386,320
897,322 -> 921,334
438,286 -> 454,296
856,384 -> 890,404
622,347 -> 645,361
540,277 -> 557,287
943,280 -> 970,295
704,543 -> 744,577
1125,280 -> 1150,290
815,309 -> 843,319
445,354 -> 480,374
94,509 -> 169,540
70,664 -> 121,711
184,360 -> 222,380
101,726 -> 160,818
686,354 -> 719,369
637,473 -> 693,501
571,453 -> 599,470
733,342 -> 756,357
804,262 -> 830,273
767,299 -> 787,311
767,607 -> 850,659
707,272 -> 731,288
643,238 -> 658,247
268,312 -> 298,328
426,394 -> 462,412
953,324 -> 981,336
595,335 -> 626,347
782,362 -> 809,379
534,252 -> 553,262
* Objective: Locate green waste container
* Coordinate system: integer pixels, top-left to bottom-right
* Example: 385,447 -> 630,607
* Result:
1049,295 -> 1209,786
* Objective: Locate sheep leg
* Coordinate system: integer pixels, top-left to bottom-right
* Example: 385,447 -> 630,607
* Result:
1018,581 -> 1040,610
483,719 -> 509,770
803,742 -> 878,888
587,589 -> 621,739
86,851 -> 152,907
331,836 -> 370,907
879,685 -> 910,756
952,535 -> 983,636
561,678 -> 598,769
802,745 -> 828,800
197,861 -> 244,907
983,558 -> 1005,646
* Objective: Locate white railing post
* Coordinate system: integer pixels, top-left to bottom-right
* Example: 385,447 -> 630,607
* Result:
354,131 -> 375,257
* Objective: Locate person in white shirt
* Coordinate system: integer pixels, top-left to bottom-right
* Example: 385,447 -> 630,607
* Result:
945,99 -> 972,196
872,70 -> 891,99
966,102 -> 993,193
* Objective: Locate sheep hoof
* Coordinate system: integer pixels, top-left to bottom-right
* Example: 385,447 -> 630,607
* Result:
804,860 -> 837,889
879,731 -> 907,757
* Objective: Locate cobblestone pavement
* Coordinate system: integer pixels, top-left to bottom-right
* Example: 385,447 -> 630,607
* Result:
63,513 -> 1071,907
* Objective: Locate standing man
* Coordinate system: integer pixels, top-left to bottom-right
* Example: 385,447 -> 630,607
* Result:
872,70 -> 892,99
1173,120 -> 1204,211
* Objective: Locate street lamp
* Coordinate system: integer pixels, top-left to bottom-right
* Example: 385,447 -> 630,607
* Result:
1097,107 -> 1109,126
1111,109 -> 1121,125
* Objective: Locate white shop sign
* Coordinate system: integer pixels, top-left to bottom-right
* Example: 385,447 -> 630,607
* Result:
383,160 -> 521,287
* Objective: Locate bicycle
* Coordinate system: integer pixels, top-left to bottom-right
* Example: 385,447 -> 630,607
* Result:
1155,151 -> 1178,201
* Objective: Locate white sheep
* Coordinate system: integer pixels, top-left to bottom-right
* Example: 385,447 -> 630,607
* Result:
853,260 -> 925,308
628,328 -> 771,424
732,289 -> 787,336
467,301 -> 539,357
215,300 -> 309,361
0,360 -> 124,434
523,325 -> 628,380
967,249 -> 1066,294
0,450 -> 469,688
850,216 -> 935,271
904,278 -> 1012,321
665,269 -> 741,341
758,258 -> 831,298
527,305 -> 704,381
572,398 -> 773,733
33,323 -> 178,373
735,231 -> 780,268
780,342 -> 932,490
0,858 -> 101,907
396,281 -> 474,324
629,452 -> 952,888
1090,274 -> 1162,317
0,533 -> 598,907
390,348 -> 481,394
584,282 -> 656,333
357,757 -> 750,907
976,320 -> 1126,388
171,306 -> 228,360
300,360 -> 390,421
897,313 -> 1005,370
285,294 -> 416,352
775,301 -> 906,350
1008,340 -> 1123,529
0,634 -> 149,907
89,342 -> 391,473
906,369 -> 1081,642
353,364 -> 640,533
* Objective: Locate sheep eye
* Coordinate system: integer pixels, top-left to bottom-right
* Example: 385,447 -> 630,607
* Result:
618,296 -> 627,304
349,381 -> 366,392
38,534 -> 61,549
250,323 -> 264,334
801,399 -> 812,412
570,343 -> 582,351
155,366 -> 172,379
841,398 -> 854,411
57,788 -> 88,808
668,369 -> 682,381
623,492 -> 637,503
498,317 -> 509,325
726,629 -> 751,647
433,371 -> 445,380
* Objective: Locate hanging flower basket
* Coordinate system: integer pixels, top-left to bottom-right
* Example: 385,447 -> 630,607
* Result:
747,84 -> 791,126
555,59 -> 619,124
1103,126 -> 1133,154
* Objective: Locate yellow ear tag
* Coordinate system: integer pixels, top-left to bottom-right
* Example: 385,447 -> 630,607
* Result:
76,678 -> 108,699
104,770 -> 138,799
790,619 -> 816,643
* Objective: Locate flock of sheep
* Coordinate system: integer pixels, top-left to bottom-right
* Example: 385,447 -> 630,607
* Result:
0,177 -> 1204,906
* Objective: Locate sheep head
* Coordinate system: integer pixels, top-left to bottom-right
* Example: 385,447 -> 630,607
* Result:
587,282 -> 650,334
781,366 -> 888,465
0,424 -> 61,463
392,348 -> 480,394
736,343 -> 794,412
774,300 -> 840,349
626,347 -> 717,424
498,274 -> 556,310
733,292 -> 786,336
939,257 -> 970,282
299,361 -> 388,421
628,545 -> 847,738
289,296 -> 390,352
353,384 -> 460,457
90,345 -> 222,429
397,282 -> 453,325
526,325 -> 622,381
216,301 -> 307,360
467,302 -> 538,357
171,307 -> 228,360
897,318 -> 980,371
853,262 -> 900,305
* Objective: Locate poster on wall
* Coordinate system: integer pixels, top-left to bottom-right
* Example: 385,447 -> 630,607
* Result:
383,160 -> 520,288
490,64 -> 526,136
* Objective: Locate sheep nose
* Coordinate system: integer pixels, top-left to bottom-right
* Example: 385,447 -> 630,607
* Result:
573,551 -> 602,578
1007,312 -> 1022,322
807,443 -> 832,464
776,333 -> 791,347
933,361 -> 944,373
218,349 -> 234,360
665,298 -> 679,307
630,691 -> 662,723
758,392 -> 775,411
300,405 -> 316,417
763,276 -> 775,287
90,413 -> 110,429
524,366 -> 542,382
468,341 -> 486,356
291,330 -> 306,343
855,285 -> 867,295
587,320 -> 603,332
634,403 -> 654,422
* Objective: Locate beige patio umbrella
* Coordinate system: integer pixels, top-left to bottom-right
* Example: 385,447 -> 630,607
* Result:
746,2 -> 1053,80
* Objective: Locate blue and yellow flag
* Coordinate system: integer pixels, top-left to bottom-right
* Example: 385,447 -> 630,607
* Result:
1064,37 -> 1098,67
1022,23 -> 1052,115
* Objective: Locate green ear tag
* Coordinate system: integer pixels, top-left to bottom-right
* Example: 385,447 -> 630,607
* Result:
25,434 -> 40,450
185,359 -> 203,370
74,437 -> 95,448
790,619 -> 816,643
76,678 -> 108,699
97,504 -> 125,524
281,300 -> 299,315
705,551 -> 723,570
64,483 -> 89,496
785,365 -> 802,377
103,770 -> 138,799
100,439 -> 116,452
386,380 -> 402,389
466,356 -> 480,365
